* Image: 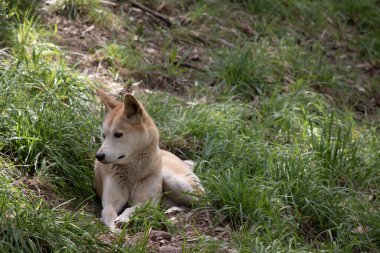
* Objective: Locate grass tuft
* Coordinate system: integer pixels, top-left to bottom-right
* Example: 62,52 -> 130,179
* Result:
49,0 -> 100,20
0,22 -> 99,195
214,39 -> 346,100
0,165 -> 110,252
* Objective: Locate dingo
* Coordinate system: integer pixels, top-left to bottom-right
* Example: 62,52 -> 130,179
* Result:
94,89 -> 203,228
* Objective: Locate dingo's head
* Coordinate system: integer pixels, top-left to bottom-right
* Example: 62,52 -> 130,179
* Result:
95,89 -> 159,164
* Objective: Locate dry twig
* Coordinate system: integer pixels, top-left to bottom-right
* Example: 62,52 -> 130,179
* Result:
126,0 -> 173,27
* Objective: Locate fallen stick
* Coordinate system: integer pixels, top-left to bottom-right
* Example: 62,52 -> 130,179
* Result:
177,62 -> 207,72
127,0 -> 173,27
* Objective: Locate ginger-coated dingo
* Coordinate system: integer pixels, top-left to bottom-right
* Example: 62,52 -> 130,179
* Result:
94,89 -> 203,229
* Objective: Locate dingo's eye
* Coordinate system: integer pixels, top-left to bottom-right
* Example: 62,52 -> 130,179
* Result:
114,132 -> 123,138
102,134 -> 105,139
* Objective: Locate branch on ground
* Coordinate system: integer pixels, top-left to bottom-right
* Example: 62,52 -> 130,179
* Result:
126,0 -> 173,27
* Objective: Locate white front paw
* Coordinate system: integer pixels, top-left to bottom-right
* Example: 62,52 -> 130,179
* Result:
101,216 -> 115,227
99,217 -> 121,233
114,214 -> 130,228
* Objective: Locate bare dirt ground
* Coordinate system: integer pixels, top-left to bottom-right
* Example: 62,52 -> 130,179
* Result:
41,9 -> 126,94
40,0 -> 212,98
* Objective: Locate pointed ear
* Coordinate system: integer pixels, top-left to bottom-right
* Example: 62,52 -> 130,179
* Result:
123,93 -> 143,118
96,89 -> 119,113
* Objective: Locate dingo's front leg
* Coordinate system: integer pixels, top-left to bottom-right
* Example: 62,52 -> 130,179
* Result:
114,179 -> 162,227
100,175 -> 129,229
101,205 -> 118,228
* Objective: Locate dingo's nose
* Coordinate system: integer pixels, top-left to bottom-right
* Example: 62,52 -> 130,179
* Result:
95,153 -> 105,161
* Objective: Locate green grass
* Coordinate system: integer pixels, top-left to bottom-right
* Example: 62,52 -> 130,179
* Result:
101,42 -> 145,81
48,0 -> 101,20
124,203 -> 175,234
0,162 -> 110,252
214,39 -> 348,99
143,92 -> 380,251
0,0 -> 379,252
232,0 -> 380,59
0,47 -> 98,195
47,0 -> 123,30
